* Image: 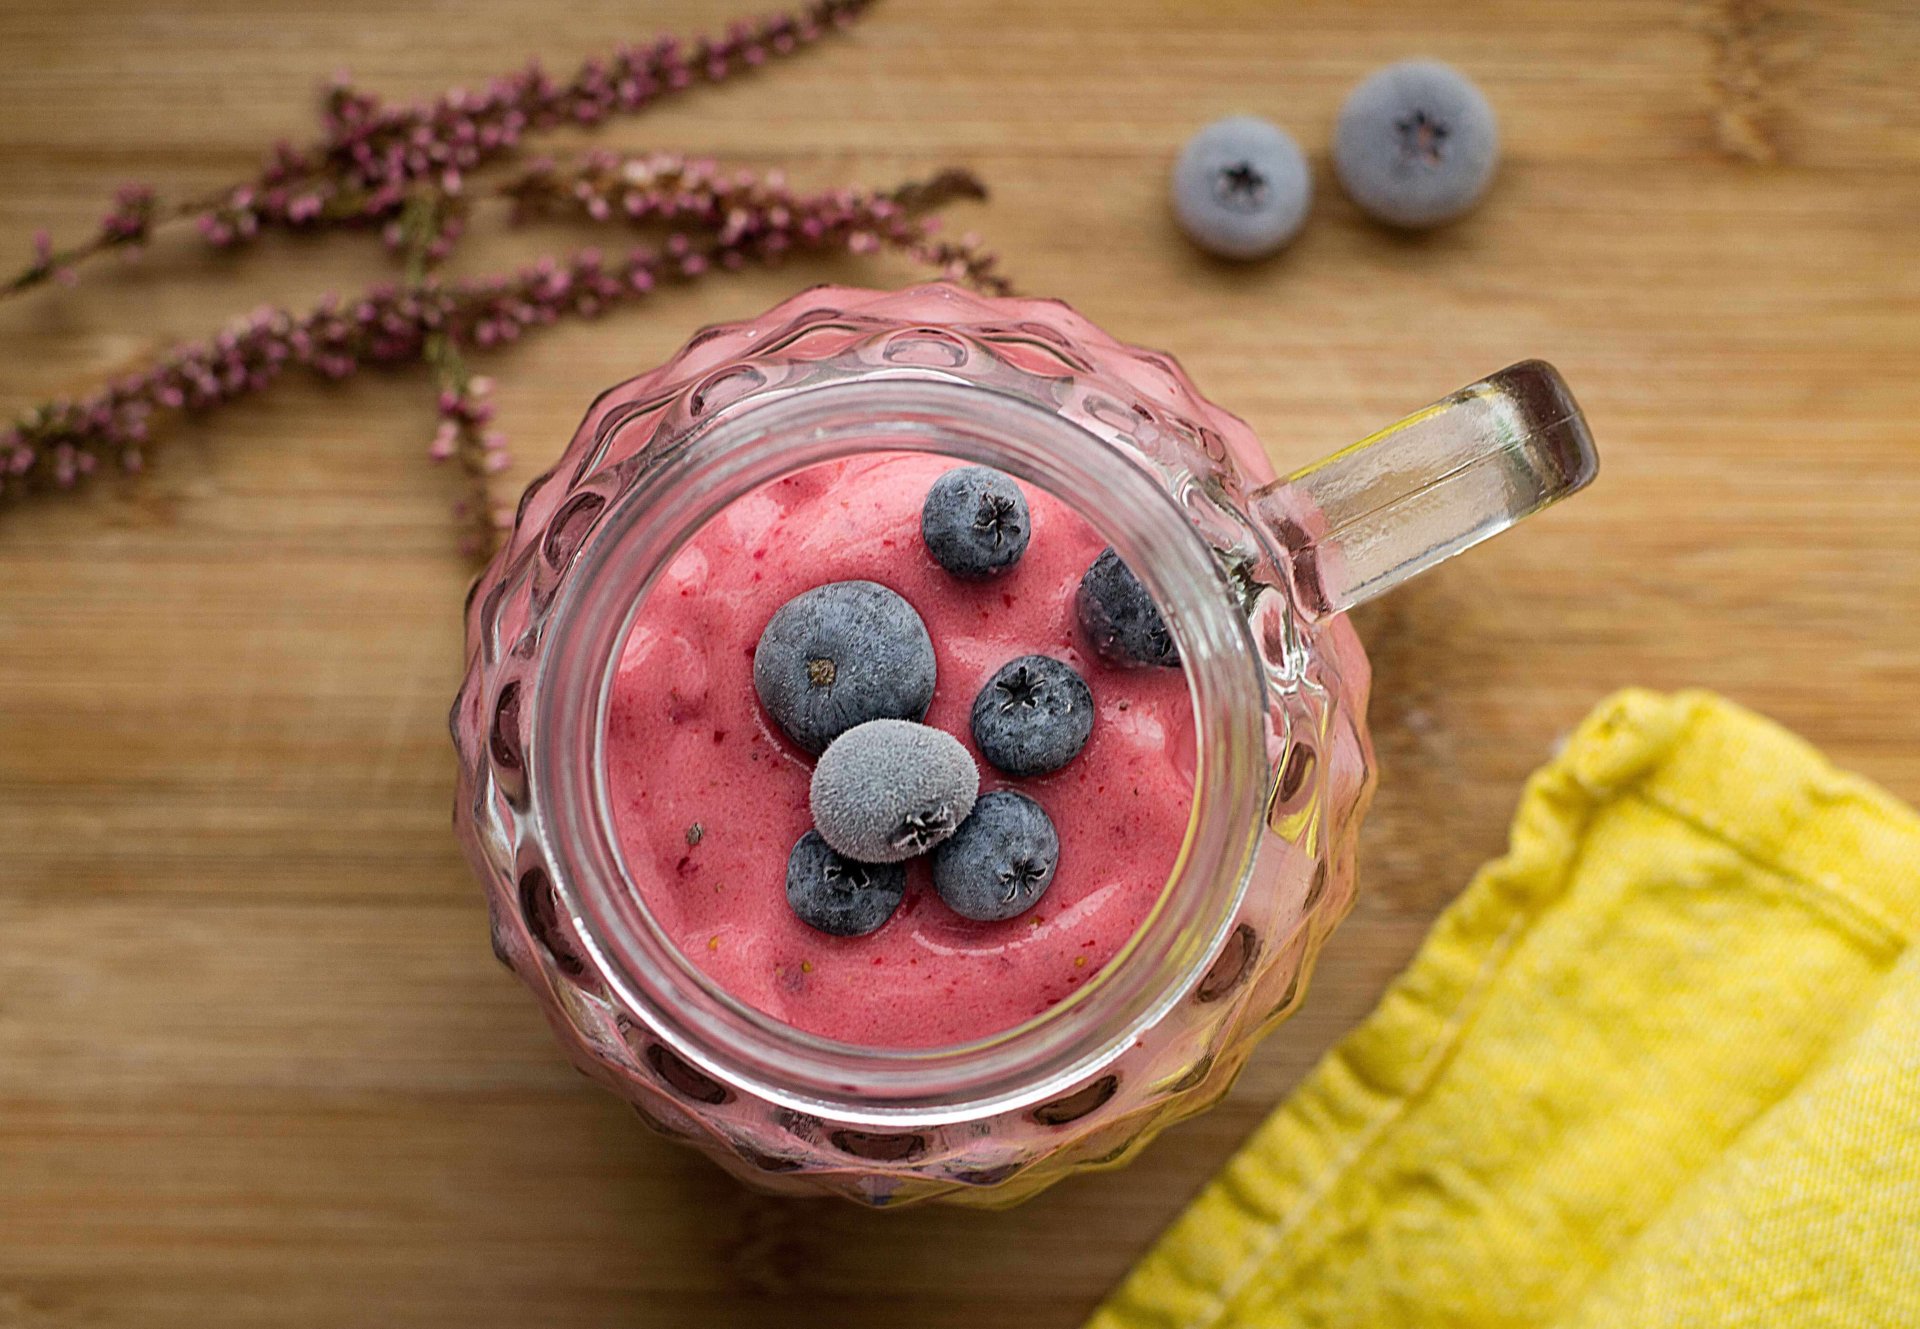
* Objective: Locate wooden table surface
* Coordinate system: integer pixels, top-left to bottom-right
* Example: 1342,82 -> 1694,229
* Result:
2,1 -> 1916,1324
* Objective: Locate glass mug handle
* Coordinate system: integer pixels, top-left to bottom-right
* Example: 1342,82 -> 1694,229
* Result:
1250,360 -> 1598,618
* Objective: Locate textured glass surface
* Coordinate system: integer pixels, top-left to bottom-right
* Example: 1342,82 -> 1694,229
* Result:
451,285 -> 1376,1206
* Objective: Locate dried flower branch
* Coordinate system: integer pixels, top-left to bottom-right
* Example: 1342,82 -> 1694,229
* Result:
0,164 -> 1005,558
0,3 -> 1008,563
500,151 -> 1005,293
3,0 -> 873,297
390,186 -> 505,554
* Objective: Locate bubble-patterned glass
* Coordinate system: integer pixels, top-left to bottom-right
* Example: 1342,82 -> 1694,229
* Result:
450,284 -> 1594,1206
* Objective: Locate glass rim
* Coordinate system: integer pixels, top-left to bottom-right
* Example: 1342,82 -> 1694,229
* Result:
529,376 -> 1271,1125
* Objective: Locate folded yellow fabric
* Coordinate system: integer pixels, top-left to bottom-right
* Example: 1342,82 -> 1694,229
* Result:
1091,689 -> 1920,1329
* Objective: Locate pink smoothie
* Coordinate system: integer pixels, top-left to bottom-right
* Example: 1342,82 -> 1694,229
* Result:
604,452 -> 1196,1048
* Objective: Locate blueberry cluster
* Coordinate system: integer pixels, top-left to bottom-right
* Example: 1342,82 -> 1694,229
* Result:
753,467 -> 1180,937
1172,62 -> 1500,261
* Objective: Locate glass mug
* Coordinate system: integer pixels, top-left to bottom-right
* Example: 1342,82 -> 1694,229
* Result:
451,283 -> 1596,1207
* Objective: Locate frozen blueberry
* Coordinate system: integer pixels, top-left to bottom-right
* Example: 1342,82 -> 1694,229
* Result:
921,466 -> 1031,580
971,655 -> 1094,777
1076,548 -> 1179,668
1333,61 -> 1498,228
785,830 -> 907,936
932,791 -> 1059,923
810,719 -> 979,864
1170,116 -> 1312,261
753,580 -> 937,755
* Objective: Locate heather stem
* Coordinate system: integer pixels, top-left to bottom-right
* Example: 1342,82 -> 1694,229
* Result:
0,0 -> 877,300
397,189 -> 500,563
424,332 -> 503,562
0,164 -> 1005,558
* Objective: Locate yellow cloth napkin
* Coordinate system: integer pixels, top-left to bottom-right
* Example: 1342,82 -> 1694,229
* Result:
1091,689 -> 1920,1329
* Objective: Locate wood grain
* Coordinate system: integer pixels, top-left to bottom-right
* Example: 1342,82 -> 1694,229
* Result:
2,1 -> 1917,1324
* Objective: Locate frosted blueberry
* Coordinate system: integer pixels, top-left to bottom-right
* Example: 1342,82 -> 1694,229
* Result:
810,719 -> 980,864
932,791 -> 1059,923
1076,548 -> 1179,668
1170,116 -> 1312,260
785,831 -> 907,937
753,580 -> 937,755
1333,61 -> 1498,228
971,655 -> 1094,777
921,466 -> 1030,580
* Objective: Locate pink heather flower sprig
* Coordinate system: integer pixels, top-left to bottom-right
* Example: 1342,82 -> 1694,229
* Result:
0,164 -> 1006,556
0,4 -> 1009,562
503,152 -> 1007,293
3,0 -> 874,297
